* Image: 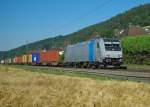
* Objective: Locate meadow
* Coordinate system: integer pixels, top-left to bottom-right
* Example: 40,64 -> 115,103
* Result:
0,65 -> 150,107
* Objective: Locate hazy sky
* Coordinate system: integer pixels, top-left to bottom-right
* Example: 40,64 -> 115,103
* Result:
0,0 -> 150,51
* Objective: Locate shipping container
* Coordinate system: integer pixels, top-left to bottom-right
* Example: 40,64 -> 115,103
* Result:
28,54 -> 32,63
40,51 -> 49,65
49,50 -> 60,62
40,50 -> 60,65
14,56 -> 22,64
22,55 -> 28,64
13,58 -> 16,64
31,52 -> 40,64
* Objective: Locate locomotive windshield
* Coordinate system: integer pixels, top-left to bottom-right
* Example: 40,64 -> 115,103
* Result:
104,38 -> 121,51
105,44 -> 121,51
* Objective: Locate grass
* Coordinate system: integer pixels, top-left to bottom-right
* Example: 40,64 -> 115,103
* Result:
0,65 -> 150,107
13,65 -> 112,81
125,64 -> 150,72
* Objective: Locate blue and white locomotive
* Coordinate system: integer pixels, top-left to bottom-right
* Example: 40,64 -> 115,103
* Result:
64,38 -> 123,68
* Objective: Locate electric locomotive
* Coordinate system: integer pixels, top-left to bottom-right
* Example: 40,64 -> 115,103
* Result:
64,38 -> 123,68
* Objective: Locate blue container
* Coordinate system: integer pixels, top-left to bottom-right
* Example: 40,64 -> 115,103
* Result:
32,52 -> 40,63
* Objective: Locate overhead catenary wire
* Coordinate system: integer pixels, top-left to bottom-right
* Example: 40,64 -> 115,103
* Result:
24,0 -> 113,50
44,0 -> 113,36
25,0 -> 113,43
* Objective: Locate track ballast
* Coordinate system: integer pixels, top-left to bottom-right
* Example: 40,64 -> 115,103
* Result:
19,65 -> 150,83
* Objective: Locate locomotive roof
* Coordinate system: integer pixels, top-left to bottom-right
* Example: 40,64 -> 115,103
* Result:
67,37 -> 120,48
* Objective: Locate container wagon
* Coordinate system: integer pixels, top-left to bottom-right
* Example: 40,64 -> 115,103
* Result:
29,52 -> 40,65
14,56 -> 22,64
40,50 -> 61,66
64,38 -> 123,68
22,55 -> 29,64
28,54 -> 32,64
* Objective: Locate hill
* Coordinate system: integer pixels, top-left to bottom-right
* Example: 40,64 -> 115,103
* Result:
1,3 -> 150,59
0,51 -> 7,61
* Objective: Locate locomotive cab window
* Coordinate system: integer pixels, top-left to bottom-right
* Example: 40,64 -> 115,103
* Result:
105,43 -> 121,51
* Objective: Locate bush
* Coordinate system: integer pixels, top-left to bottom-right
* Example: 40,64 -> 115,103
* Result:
121,35 -> 150,65
121,35 -> 150,55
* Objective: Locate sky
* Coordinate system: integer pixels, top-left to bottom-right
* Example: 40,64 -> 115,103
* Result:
0,0 -> 150,51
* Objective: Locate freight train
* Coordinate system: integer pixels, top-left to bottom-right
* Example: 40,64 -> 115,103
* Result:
12,50 -> 62,66
1,38 -> 123,68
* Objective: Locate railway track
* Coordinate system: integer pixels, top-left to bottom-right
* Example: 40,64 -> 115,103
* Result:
19,65 -> 150,83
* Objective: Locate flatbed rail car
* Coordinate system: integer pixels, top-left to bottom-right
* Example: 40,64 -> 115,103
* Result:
64,38 -> 123,68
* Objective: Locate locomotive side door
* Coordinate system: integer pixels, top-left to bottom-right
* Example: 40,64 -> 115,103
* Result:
95,40 -> 102,62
